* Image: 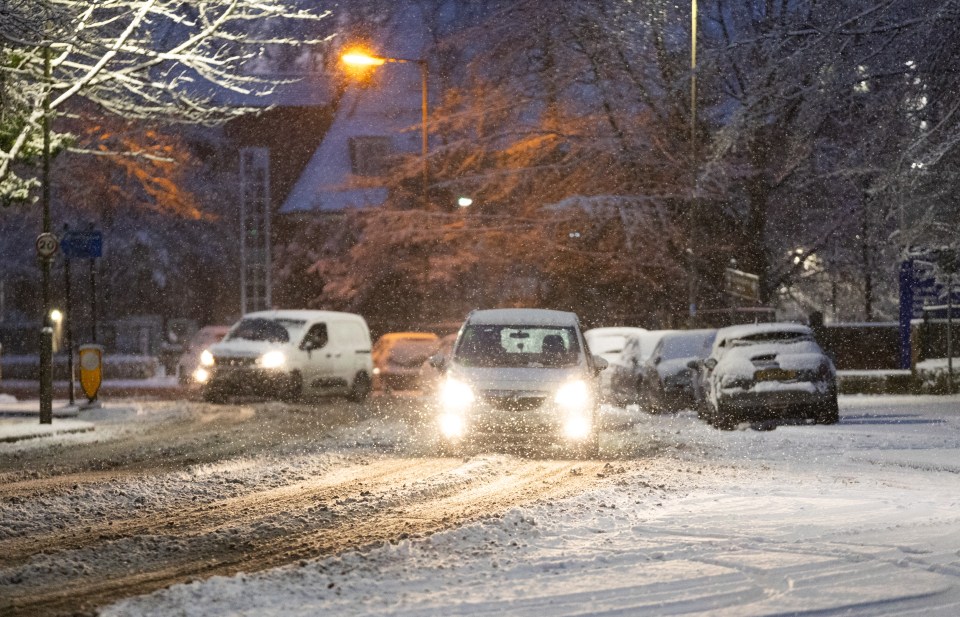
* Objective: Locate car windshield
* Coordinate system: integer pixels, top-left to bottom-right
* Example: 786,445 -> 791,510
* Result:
388,339 -> 439,366
454,325 -> 582,368
226,318 -> 305,343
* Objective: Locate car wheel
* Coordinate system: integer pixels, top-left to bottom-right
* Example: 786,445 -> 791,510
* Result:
348,371 -> 372,403
438,438 -> 462,457
281,371 -> 303,403
202,385 -> 227,404
712,402 -> 738,430
576,431 -> 601,460
634,378 -> 647,409
815,396 -> 840,425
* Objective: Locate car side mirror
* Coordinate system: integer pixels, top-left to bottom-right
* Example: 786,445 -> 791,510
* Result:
653,356 -> 661,365
704,358 -> 718,370
592,355 -> 608,373
429,353 -> 447,372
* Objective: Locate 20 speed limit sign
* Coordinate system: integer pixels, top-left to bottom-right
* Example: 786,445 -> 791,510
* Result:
35,232 -> 59,259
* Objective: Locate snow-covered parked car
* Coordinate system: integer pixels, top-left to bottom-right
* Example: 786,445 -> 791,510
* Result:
433,308 -> 607,456
701,323 -> 838,429
607,329 -> 672,406
200,310 -> 373,403
584,326 -> 646,402
638,328 -> 716,413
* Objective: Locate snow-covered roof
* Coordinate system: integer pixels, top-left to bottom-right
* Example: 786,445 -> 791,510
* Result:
466,309 -> 580,328
280,2 -> 433,214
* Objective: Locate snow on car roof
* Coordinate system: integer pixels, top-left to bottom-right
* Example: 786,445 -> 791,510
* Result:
584,327 -> 648,339
715,322 -> 811,344
244,310 -> 366,323
467,308 -> 580,327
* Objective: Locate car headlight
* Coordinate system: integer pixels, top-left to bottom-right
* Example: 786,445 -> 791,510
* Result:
555,380 -> 591,410
200,349 -> 215,367
193,367 -> 210,384
439,378 -> 474,412
438,413 -> 465,439
258,350 -> 286,369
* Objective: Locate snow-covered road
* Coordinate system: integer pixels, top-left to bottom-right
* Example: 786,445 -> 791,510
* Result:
2,395 -> 959,616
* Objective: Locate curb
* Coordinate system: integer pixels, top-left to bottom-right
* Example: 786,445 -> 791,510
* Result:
0,419 -> 95,443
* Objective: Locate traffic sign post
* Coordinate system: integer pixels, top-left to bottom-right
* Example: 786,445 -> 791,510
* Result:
35,233 -> 58,424
36,233 -> 59,260
60,230 -> 102,259
724,268 -> 760,303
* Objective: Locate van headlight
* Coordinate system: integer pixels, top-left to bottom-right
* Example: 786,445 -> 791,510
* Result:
200,349 -> 215,367
258,350 -> 286,369
439,378 -> 474,412
555,380 -> 591,410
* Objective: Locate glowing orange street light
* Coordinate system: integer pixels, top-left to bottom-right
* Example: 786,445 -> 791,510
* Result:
341,51 -> 386,67
341,49 -> 429,206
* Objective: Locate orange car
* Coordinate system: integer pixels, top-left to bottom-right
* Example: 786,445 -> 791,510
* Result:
372,332 -> 439,391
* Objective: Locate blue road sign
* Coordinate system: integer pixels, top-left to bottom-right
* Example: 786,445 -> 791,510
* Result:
60,231 -> 102,259
899,254 -> 960,368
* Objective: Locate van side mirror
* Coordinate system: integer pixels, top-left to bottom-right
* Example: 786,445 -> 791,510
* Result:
429,353 -> 447,372
592,355 -> 608,374
704,357 -> 718,370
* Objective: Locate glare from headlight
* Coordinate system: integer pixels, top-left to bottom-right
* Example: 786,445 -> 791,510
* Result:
259,350 -> 286,369
200,349 -> 214,367
555,380 -> 590,409
439,378 -> 474,411
563,415 -> 592,440
193,367 -> 210,384
439,413 -> 465,439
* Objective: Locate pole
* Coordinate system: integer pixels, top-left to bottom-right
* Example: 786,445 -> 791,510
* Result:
39,39 -> 53,425
687,0 -> 699,327
90,257 -> 98,343
948,271 -> 954,393
64,251 -> 75,406
420,59 -> 429,209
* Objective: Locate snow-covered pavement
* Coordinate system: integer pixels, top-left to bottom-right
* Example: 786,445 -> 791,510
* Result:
100,395 -> 960,617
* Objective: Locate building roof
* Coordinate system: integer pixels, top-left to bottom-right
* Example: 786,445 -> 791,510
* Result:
280,3 -> 433,214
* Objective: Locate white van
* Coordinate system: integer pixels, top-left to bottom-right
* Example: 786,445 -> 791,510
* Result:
198,310 -> 373,403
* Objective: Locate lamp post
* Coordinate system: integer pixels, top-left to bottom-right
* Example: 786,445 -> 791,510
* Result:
687,1 -> 699,327
342,51 -> 429,207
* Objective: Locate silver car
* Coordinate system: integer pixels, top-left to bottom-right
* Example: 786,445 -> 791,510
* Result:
432,308 -> 607,456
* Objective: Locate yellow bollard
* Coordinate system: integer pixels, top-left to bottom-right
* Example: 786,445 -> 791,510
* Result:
78,344 -> 103,404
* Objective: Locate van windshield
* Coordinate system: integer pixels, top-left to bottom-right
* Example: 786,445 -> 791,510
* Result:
454,325 -> 582,368
227,318 -> 305,343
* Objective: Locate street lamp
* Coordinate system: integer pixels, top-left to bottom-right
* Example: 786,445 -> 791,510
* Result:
342,49 -> 429,207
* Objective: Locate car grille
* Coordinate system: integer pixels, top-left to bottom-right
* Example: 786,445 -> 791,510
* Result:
215,356 -> 257,368
481,393 -> 546,412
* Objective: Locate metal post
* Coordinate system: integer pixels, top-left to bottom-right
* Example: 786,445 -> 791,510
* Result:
89,257 -> 98,343
64,252 -> 75,405
687,1 -> 699,327
948,272 -> 954,393
420,59 -> 429,208
39,41 -> 53,425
